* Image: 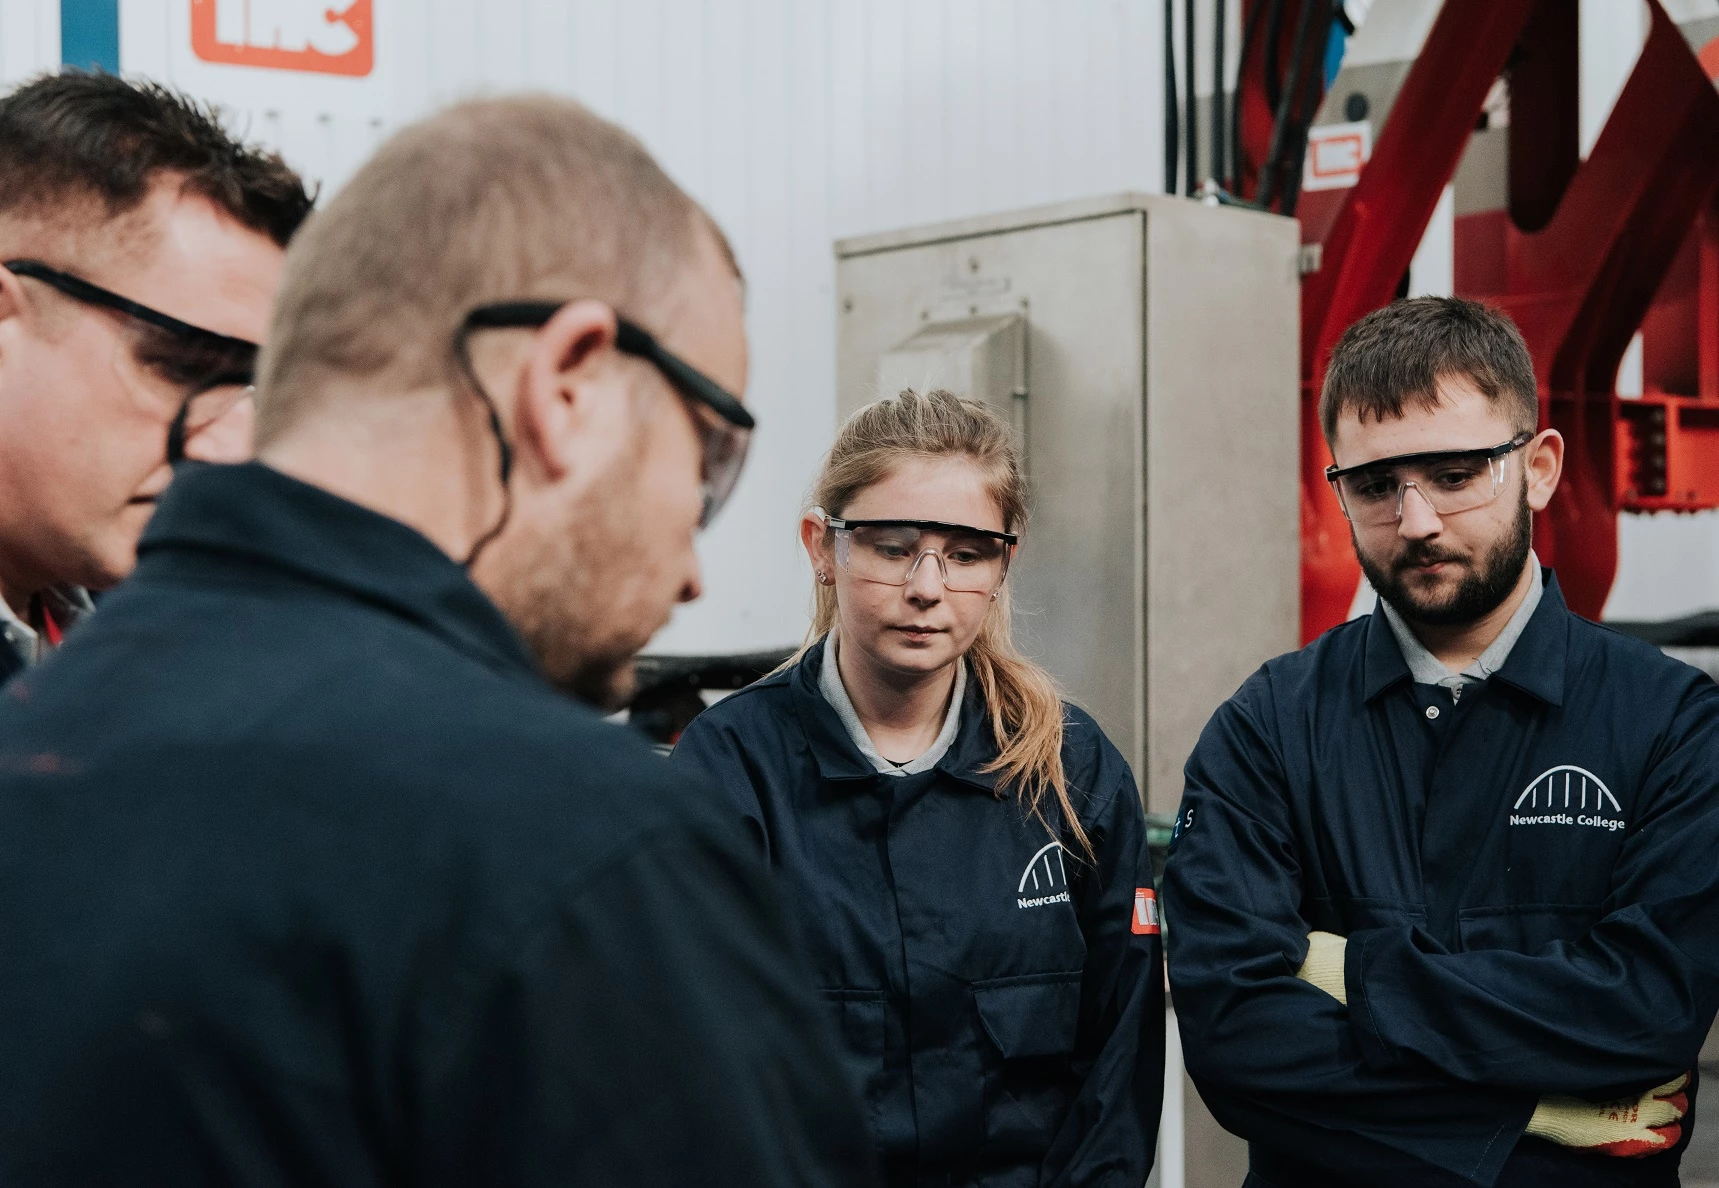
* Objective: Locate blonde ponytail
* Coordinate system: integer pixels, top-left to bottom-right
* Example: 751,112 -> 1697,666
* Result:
797,389 -> 1092,858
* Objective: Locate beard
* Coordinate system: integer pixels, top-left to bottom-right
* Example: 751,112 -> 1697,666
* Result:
1357,487 -> 1533,628
476,431 -> 656,712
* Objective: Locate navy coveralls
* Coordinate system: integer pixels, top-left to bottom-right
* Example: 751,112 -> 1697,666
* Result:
673,638 -> 1164,1187
0,462 -> 874,1187
1163,572 -> 1719,1188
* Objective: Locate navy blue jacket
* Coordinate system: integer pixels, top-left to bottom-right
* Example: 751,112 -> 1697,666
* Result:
673,639 -> 1163,1187
1163,571 -> 1719,1188
0,462 -> 874,1187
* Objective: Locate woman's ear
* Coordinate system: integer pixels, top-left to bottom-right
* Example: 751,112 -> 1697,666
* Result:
800,511 -> 834,584
1524,428 -> 1564,513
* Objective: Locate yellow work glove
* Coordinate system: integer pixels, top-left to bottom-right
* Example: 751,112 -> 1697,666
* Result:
1526,1074 -> 1689,1157
1293,930 -> 1348,1005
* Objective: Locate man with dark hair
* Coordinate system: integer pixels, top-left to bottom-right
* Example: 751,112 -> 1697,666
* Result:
0,94 -> 873,1185
1164,296 -> 1719,1186
0,71 -> 311,678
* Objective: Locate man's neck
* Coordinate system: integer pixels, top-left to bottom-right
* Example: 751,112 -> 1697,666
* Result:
1403,559 -> 1536,672
258,399 -> 486,564
835,636 -> 957,760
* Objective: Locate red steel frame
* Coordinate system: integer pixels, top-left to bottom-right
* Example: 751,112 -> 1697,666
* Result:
1236,0 -> 1719,640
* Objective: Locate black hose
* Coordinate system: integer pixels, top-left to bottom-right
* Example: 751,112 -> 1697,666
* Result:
1282,1 -> 1339,216
1212,0 -> 1227,190
1262,0 -> 1287,115
1256,0 -> 1321,210
1184,0 -> 1198,194
1230,0 -> 1272,194
1165,0 -> 1179,194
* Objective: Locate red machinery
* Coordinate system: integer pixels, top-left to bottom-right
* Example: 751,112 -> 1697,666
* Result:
1227,0 -> 1719,641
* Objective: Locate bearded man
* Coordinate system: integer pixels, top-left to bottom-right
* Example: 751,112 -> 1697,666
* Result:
1163,297 -> 1719,1188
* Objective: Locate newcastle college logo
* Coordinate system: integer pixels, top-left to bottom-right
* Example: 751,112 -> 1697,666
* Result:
1510,765 -> 1625,832
1017,842 -> 1069,909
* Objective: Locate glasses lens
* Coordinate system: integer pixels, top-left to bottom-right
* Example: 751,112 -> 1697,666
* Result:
696,421 -> 752,528
132,321 -> 258,396
169,383 -> 255,465
1335,453 -> 1505,526
840,525 -> 1009,592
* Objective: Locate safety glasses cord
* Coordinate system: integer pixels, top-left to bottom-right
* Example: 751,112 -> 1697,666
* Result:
453,331 -> 515,570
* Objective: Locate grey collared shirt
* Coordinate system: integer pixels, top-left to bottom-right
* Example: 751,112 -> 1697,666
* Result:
1380,555 -> 1544,698
0,595 -> 38,667
0,586 -> 96,671
819,630 -> 966,776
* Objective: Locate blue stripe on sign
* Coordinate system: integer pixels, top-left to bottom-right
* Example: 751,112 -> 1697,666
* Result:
61,0 -> 121,73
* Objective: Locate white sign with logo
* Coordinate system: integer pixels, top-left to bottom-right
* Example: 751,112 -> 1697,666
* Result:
1303,120 -> 1373,192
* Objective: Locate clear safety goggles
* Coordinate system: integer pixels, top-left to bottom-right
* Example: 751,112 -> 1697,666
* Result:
823,514 -> 1017,594
1326,432 -> 1533,527
6,259 -> 259,465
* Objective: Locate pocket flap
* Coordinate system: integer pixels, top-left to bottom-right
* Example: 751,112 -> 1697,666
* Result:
820,988 -> 886,1055
972,971 -> 1082,1058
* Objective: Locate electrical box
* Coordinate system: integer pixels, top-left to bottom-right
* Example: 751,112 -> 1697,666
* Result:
836,193 -> 1301,812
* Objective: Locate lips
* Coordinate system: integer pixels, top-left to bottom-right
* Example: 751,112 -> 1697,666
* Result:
1398,550 -> 1464,574
891,625 -> 944,642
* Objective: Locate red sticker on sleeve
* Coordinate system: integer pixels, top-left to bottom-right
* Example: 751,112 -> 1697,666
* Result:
1132,888 -> 1160,935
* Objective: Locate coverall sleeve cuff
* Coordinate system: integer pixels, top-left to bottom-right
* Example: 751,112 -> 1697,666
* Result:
1345,928 -> 1400,1071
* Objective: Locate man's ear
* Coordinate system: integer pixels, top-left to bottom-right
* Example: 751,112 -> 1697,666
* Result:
508,299 -> 621,482
1525,427 -> 1564,512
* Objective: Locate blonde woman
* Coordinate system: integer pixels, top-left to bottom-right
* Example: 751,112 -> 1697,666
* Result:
673,389 -> 1163,1186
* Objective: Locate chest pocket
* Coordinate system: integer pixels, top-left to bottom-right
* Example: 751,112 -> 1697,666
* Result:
1458,904 -> 1600,953
972,970 -> 1083,1149
973,970 -> 1081,1057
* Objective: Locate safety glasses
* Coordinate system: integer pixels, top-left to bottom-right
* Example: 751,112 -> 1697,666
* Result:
5,259 -> 259,464
459,302 -> 754,530
823,515 -> 1017,594
1326,432 -> 1534,527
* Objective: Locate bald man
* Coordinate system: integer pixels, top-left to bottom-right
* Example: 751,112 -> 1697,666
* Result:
0,96 -> 873,1187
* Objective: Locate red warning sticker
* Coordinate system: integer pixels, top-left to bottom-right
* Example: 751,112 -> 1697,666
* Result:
1132,888 -> 1160,935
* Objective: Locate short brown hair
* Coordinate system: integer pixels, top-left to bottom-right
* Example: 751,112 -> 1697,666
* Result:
255,95 -> 721,440
0,71 -> 311,248
1319,297 -> 1540,442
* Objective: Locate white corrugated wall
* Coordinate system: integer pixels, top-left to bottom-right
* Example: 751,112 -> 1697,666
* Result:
107,0 -> 1163,654
0,0 -> 58,85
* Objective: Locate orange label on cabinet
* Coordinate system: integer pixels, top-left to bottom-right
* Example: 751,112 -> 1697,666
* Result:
190,1 -> 373,77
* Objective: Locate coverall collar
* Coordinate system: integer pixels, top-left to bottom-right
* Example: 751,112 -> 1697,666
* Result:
1363,566 -> 1568,707
819,628 -> 967,776
138,461 -> 539,682
792,634 -> 1000,792
1381,554 -> 1543,688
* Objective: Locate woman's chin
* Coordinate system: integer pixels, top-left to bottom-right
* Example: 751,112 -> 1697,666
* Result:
874,637 -> 960,675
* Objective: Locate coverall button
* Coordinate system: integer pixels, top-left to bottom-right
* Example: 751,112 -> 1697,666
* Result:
1425,705 -> 1440,720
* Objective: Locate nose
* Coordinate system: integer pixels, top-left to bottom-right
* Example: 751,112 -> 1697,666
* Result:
1397,483 -> 1443,541
902,550 -> 946,604
678,553 -> 703,605
182,391 -> 257,464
